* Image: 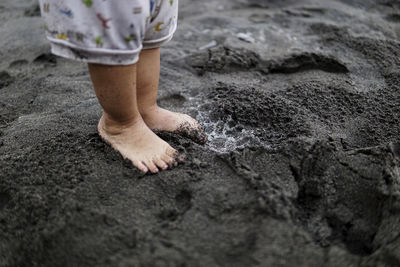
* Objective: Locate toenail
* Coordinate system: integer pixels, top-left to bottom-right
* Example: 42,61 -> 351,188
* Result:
178,154 -> 185,162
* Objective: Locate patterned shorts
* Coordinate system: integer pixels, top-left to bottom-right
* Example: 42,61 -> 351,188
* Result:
38,0 -> 178,65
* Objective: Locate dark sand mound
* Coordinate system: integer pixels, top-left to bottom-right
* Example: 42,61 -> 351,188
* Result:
1,0 -> 400,266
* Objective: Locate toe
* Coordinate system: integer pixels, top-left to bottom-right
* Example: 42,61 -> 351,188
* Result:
176,153 -> 185,163
154,157 -> 169,170
166,146 -> 178,158
175,115 -> 208,145
165,147 -> 185,164
185,114 -> 201,128
198,131 -> 208,144
161,154 -> 175,167
133,160 -> 149,173
144,160 -> 159,174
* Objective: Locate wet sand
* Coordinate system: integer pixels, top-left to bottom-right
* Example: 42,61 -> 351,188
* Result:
1,0 -> 400,266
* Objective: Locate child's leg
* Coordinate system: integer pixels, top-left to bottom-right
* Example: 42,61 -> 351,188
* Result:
136,48 -> 207,144
88,63 -> 180,173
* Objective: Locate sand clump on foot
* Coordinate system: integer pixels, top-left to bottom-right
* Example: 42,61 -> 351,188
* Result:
97,114 -> 183,174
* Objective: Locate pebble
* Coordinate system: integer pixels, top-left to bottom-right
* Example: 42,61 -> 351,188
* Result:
237,32 -> 255,43
199,40 -> 217,50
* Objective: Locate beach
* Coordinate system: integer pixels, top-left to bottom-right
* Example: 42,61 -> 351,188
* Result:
1,0 -> 400,266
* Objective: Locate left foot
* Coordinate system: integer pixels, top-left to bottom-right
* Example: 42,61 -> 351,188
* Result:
141,107 -> 207,144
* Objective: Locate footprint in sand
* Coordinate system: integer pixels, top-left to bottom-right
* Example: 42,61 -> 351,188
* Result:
33,53 -> 57,65
0,71 -> 14,89
158,93 -> 187,108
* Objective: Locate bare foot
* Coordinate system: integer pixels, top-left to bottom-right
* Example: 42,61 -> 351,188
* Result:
98,114 -> 183,173
141,107 -> 207,144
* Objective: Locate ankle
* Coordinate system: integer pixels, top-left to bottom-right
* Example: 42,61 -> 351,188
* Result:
139,105 -> 159,120
99,112 -> 143,135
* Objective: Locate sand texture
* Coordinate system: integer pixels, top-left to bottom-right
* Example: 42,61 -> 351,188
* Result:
1,0 -> 400,266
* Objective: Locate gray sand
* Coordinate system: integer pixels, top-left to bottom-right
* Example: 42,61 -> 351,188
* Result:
1,0 -> 400,266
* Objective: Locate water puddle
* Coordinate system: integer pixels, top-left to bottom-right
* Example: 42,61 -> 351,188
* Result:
193,109 -> 267,153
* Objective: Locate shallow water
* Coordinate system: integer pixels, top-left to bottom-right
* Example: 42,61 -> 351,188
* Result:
199,113 -> 266,153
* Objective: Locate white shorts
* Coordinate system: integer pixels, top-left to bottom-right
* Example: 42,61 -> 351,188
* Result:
38,0 -> 178,65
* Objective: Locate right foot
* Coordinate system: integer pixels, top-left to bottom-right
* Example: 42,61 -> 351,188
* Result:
97,114 -> 183,173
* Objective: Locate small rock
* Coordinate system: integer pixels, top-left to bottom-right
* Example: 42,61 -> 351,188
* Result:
192,158 -> 201,167
199,40 -> 217,50
237,32 -> 255,43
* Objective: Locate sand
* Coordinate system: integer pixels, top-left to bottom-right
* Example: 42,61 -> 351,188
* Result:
1,0 -> 400,266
